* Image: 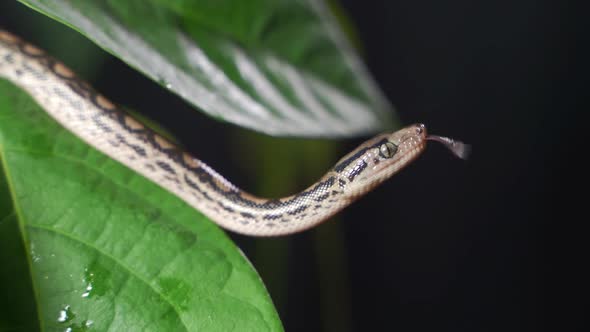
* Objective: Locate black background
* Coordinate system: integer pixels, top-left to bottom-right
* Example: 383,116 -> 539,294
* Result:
0,1 -> 584,331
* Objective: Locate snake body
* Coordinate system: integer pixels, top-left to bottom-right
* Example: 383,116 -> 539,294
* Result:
0,30 -> 454,236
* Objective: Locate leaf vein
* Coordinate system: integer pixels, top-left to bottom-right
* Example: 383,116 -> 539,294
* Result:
27,223 -> 191,332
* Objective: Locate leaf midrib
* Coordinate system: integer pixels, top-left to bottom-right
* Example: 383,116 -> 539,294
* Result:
0,143 -> 44,332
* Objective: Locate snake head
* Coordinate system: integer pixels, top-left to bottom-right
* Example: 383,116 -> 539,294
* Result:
333,124 -> 427,196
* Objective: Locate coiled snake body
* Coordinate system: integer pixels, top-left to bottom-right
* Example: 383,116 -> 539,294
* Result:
0,30 -> 467,236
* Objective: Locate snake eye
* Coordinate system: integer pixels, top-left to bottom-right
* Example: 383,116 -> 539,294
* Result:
416,124 -> 425,135
379,142 -> 398,159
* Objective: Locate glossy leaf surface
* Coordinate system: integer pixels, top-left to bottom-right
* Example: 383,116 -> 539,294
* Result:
0,80 -> 283,331
17,0 -> 396,137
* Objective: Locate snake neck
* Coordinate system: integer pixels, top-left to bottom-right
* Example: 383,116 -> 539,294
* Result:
181,163 -> 349,235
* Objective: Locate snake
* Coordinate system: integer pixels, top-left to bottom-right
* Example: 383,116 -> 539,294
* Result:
0,29 -> 469,236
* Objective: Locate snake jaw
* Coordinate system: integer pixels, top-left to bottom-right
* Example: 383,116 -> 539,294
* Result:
339,124 -> 427,197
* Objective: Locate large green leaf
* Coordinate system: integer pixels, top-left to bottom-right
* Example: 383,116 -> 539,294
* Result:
16,0 -> 396,137
0,79 -> 283,331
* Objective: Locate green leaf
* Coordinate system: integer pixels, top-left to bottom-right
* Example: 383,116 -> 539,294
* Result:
16,0 -> 396,137
0,79 -> 283,331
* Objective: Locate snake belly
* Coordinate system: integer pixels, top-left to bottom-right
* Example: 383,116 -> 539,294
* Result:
0,30 -> 427,236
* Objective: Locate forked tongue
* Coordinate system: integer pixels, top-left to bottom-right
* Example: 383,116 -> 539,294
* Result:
427,135 -> 471,160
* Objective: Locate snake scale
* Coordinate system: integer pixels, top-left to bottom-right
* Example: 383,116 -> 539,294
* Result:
0,29 -> 468,236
